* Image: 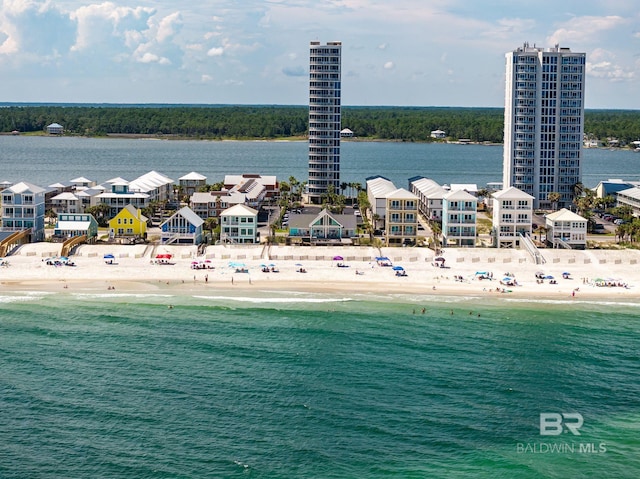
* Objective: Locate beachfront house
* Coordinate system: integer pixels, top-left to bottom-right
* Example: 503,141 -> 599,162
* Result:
129,171 -> 174,204
491,187 -> 534,248
409,176 -> 446,221
545,208 -> 587,249
179,172 -> 207,198
366,176 -> 397,227
220,204 -> 259,244
430,129 -> 446,139
288,208 -> 357,244
96,180 -> 150,219
161,206 -> 204,245
108,204 -> 148,239
442,189 -> 477,247
0,181 -> 46,242
54,213 -> 98,240
384,188 -> 419,246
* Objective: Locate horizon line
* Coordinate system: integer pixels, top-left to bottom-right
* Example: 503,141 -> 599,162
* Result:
0,102 -> 635,112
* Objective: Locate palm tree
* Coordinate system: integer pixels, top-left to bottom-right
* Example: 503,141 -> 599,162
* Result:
204,218 -> 217,243
534,225 -> 547,243
45,209 -> 57,226
547,192 -> 561,211
429,220 -> 442,253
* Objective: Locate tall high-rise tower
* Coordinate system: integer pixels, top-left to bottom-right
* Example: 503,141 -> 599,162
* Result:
503,43 -> 585,209
308,41 -> 342,204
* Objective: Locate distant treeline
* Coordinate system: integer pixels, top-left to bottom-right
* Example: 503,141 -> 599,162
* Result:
0,105 -> 639,144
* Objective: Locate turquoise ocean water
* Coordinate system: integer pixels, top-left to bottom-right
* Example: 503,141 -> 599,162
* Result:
1,290 -> 639,478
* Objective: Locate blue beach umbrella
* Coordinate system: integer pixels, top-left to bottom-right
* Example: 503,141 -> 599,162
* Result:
104,254 -> 115,259
392,265 -> 404,271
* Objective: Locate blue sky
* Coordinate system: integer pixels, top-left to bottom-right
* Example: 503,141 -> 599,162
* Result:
1,0 -> 638,108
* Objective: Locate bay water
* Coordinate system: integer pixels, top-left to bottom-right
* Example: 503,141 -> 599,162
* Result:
1,136 -> 639,189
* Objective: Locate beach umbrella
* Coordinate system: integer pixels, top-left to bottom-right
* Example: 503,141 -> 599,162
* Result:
333,256 -> 344,261
392,265 -> 404,271
544,275 -> 554,280
435,257 -> 445,261
104,253 -> 115,259
502,277 -> 512,282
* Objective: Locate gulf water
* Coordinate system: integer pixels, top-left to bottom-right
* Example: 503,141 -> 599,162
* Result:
0,291 -> 639,478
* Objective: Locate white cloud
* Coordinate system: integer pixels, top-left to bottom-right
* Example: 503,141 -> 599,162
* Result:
547,15 -> 628,45
587,48 -> 634,81
0,0 -> 637,107
156,11 -> 181,43
207,46 -> 224,57
481,18 -> 536,40
70,3 -> 155,52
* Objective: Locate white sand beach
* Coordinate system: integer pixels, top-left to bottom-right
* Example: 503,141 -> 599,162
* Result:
1,242 -> 639,300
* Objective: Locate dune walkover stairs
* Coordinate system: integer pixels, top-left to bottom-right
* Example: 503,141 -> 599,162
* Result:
0,229 -> 31,257
519,233 -> 546,265
60,235 -> 87,258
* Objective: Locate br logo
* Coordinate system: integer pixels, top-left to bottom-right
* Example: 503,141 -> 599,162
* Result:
540,413 -> 584,436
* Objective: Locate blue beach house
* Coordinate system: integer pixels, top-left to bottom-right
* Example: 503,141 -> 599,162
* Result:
160,206 -> 204,245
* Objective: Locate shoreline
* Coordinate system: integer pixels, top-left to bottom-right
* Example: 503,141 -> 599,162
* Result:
1,243 -> 639,304
5,133 -> 639,152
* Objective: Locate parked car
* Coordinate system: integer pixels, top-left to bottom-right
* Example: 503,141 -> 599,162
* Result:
614,219 -> 625,225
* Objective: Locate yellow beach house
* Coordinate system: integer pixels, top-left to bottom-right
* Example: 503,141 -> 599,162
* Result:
108,204 -> 148,239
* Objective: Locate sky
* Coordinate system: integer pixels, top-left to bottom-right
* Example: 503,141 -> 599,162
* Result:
0,0 -> 639,108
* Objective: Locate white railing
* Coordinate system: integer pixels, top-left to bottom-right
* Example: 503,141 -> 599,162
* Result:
519,232 -> 546,264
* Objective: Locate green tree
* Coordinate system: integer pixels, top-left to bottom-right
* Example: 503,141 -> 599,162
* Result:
547,192 -> 561,211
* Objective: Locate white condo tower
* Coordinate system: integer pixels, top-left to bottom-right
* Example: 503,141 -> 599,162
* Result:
503,43 -> 586,209
308,41 -> 342,204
